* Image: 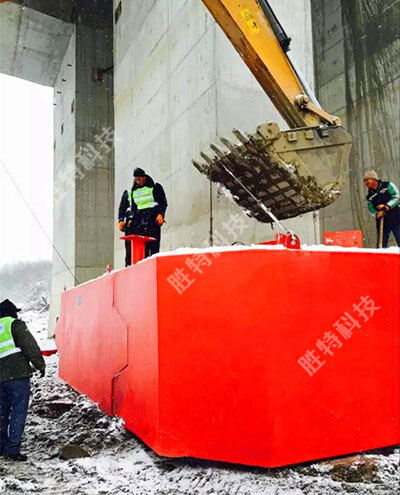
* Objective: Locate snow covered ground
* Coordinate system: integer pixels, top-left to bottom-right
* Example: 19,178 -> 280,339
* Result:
1,307 -> 399,494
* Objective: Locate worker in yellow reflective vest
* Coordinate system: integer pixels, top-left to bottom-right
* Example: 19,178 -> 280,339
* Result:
0,299 -> 45,462
118,168 -> 168,266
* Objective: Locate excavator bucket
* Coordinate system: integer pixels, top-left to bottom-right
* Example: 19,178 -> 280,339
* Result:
193,123 -> 352,223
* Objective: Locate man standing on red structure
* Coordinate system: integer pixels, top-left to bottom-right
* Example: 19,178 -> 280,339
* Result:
118,167 -> 168,266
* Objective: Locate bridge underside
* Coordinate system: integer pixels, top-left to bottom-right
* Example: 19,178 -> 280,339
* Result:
0,1 -> 73,86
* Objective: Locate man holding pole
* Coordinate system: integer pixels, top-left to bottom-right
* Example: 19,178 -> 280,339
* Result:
364,171 -> 400,248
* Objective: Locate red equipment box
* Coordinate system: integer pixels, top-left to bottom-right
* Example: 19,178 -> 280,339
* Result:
56,246 -> 400,467
323,230 -> 363,248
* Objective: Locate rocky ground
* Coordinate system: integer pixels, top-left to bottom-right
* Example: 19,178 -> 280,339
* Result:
0,308 -> 399,494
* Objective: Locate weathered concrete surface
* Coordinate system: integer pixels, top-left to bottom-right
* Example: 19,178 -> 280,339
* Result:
74,18 -> 115,287
113,0 -> 319,268
312,0 -> 400,247
0,1 -> 74,86
49,31 -> 76,332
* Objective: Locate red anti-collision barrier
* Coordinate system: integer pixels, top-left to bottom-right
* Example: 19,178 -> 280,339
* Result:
56,246 -> 400,467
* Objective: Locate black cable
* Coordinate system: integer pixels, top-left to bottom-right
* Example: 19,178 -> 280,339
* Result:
0,157 -> 80,285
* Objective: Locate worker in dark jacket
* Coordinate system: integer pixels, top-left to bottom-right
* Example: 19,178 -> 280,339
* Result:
364,170 -> 400,248
118,167 -> 168,266
0,299 -> 46,462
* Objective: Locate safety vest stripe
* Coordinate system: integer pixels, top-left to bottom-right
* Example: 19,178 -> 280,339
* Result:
0,339 -> 16,349
137,201 -> 158,209
0,348 -> 22,359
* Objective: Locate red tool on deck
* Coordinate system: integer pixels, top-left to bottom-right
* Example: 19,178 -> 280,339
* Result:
120,234 -> 157,265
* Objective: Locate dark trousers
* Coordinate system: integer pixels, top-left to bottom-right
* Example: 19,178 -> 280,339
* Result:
376,215 -> 400,248
0,378 -> 31,455
125,238 -> 160,267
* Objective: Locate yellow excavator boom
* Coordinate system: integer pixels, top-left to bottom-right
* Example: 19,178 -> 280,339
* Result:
193,0 -> 353,223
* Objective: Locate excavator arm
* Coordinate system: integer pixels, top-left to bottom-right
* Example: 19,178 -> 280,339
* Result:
193,0 -> 352,223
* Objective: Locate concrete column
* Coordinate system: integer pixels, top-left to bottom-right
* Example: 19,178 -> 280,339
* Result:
74,20 -> 114,284
49,1 -> 114,335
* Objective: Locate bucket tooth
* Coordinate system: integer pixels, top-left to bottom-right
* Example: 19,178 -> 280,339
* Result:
200,152 -> 215,167
193,122 -> 352,222
220,137 -> 240,155
192,160 -> 209,175
210,144 -> 226,159
232,129 -> 259,153
232,129 -> 250,144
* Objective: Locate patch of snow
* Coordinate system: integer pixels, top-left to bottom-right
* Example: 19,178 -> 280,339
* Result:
21,308 -> 49,342
284,163 -> 297,174
154,243 -> 286,258
302,244 -> 399,254
152,243 -> 399,260
218,184 -> 240,203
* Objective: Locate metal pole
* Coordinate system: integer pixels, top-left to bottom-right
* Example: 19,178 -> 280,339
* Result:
219,162 -> 290,235
378,216 -> 384,248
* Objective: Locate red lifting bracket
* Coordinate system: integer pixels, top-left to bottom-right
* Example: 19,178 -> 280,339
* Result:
260,232 -> 301,250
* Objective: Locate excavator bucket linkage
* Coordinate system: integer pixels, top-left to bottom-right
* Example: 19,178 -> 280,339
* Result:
193,122 -> 352,223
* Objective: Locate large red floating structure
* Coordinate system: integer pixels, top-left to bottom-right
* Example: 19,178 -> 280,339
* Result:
56,239 -> 400,468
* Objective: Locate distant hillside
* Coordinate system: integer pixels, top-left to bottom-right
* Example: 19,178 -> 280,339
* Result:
0,260 -> 52,312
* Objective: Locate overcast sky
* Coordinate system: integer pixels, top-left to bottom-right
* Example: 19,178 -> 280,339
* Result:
0,73 -> 53,266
